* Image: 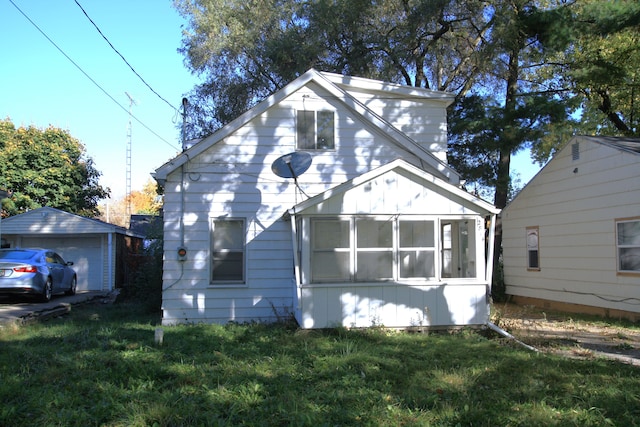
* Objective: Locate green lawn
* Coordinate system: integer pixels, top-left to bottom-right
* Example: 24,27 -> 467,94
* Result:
1,302 -> 639,426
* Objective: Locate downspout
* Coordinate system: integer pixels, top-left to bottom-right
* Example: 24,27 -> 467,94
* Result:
107,232 -> 113,292
485,213 -> 497,285
486,321 -> 539,352
288,209 -> 303,323
484,213 -> 497,325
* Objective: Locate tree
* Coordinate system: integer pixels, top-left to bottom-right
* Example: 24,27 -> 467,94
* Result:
174,0 -> 493,137
0,119 -> 109,218
98,180 -> 162,227
525,0 -> 640,160
174,0 -> 638,300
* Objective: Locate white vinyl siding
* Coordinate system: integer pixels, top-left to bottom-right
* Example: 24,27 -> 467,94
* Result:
158,72 -> 487,327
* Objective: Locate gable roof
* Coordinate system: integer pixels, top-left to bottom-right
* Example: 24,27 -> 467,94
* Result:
575,135 -> 640,154
154,69 -> 460,183
504,135 -> 640,211
287,158 -> 499,216
1,206 -> 142,237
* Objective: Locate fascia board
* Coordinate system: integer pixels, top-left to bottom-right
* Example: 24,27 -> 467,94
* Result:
320,71 -> 455,105
154,70 -> 321,180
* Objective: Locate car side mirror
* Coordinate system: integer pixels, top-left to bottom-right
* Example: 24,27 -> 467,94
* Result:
66,261 -> 74,266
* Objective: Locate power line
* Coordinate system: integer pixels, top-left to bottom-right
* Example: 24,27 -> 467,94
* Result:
7,0 -> 181,152
73,0 -> 180,115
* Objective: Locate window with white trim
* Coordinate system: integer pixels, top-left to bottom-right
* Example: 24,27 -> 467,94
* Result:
616,218 -> 640,273
296,110 -> 335,150
211,218 -> 245,283
308,216 -> 475,283
441,220 -> 475,278
526,227 -> 540,270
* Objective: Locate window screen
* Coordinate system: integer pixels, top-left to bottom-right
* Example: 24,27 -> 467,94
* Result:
211,219 -> 245,283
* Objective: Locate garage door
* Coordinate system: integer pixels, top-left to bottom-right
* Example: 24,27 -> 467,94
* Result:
21,236 -> 104,292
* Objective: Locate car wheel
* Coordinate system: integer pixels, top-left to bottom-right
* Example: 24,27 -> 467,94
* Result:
41,277 -> 53,302
65,276 -> 77,296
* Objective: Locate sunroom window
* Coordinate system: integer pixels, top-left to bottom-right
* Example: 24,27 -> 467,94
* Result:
399,220 -> 435,278
311,219 -> 350,282
355,218 -> 393,281
309,216 -> 475,283
441,220 -> 476,278
616,219 -> 640,273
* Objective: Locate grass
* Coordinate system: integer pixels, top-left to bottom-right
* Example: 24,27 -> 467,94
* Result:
1,303 -> 640,426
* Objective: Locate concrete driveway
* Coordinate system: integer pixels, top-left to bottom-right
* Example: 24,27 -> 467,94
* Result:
0,291 -> 111,325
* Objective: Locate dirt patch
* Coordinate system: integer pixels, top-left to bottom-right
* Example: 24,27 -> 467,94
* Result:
491,303 -> 640,366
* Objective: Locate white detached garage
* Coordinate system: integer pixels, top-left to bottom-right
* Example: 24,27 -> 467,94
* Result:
0,207 -> 144,292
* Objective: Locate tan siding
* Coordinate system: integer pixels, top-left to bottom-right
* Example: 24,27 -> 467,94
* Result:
503,137 -> 640,314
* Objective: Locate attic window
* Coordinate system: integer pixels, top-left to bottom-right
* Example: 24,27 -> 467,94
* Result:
571,142 -> 580,161
296,110 -> 335,150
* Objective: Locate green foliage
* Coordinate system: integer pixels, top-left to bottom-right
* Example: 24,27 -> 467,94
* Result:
0,119 -> 109,217
175,0 -> 493,137
117,226 -> 164,313
1,305 -> 639,426
540,0 -> 640,137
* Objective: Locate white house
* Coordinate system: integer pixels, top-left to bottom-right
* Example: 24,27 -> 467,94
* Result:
502,135 -> 640,320
1,206 -> 144,292
154,69 -> 499,328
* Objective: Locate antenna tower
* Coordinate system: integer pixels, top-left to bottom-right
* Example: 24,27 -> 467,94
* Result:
125,92 -> 137,226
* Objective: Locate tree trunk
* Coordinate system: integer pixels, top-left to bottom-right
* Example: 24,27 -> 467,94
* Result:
492,43 -> 520,300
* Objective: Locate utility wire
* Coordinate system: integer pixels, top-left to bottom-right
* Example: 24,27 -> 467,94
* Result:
73,0 -> 180,115
7,0 -> 181,152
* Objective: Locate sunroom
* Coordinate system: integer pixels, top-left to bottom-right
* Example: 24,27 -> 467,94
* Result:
287,160 -> 499,329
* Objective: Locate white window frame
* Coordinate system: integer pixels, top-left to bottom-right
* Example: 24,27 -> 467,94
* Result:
616,217 -> 640,275
304,215 -> 478,284
210,217 -> 246,285
526,226 -> 540,271
296,110 -> 335,150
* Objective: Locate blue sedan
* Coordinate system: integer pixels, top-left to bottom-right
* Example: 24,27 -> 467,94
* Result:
0,249 -> 77,302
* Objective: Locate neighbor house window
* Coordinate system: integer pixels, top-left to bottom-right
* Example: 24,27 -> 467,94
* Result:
296,110 -> 335,150
211,218 -> 245,283
310,216 -> 450,283
526,227 -> 540,270
616,218 -> 640,274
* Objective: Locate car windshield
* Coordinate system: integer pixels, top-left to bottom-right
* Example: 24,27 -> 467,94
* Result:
0,250 -> 37,260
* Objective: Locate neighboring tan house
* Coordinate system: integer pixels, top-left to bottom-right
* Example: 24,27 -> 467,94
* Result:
1,206 -> 144,292
502,135 -> 640,320
153,69 -> 499,328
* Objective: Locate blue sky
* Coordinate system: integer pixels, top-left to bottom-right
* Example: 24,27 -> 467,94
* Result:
1,0 -> 541,202
2,0 -> 199,200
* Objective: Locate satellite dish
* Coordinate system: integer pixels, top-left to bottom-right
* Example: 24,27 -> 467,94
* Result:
271,151 -> 312,179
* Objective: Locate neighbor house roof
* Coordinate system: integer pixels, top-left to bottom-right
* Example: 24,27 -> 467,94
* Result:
504,135 -> 640,210
154,69 -> 460,183
1,206 -> 144,238
576,135 -> 640,154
